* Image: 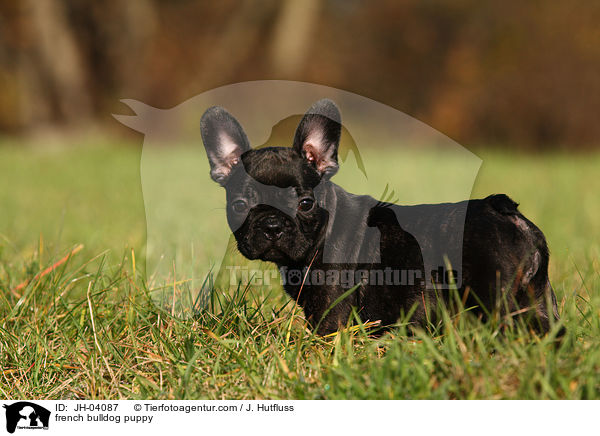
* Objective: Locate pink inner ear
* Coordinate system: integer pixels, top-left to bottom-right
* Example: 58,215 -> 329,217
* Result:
304,143 -> 318,163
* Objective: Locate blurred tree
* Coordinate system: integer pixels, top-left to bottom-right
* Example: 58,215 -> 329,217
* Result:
23,0 -> 92,126
0,0 -> 598,148
269,0 -> 320,76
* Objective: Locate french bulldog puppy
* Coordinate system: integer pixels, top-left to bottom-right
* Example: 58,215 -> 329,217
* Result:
201,99 -> 560,335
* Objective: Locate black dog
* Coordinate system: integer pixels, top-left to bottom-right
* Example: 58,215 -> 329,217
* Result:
201,99 -> 560,335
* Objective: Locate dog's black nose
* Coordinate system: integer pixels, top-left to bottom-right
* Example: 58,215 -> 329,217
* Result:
262,216 -> 284,240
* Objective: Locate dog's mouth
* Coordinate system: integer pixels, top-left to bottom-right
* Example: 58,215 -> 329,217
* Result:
235,237 -> 283,260
235,232 -> 305,264
253,237 -> 294,262
259,246 -> 287,262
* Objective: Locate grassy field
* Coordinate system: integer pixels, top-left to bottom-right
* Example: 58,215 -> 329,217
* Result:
0,139 -> 599,399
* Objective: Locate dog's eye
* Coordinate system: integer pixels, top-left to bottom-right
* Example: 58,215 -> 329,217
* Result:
298,198 -> 315,212
231,200 -> 248,213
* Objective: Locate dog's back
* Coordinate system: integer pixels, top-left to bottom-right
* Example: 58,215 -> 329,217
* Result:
324,183 -> 559,332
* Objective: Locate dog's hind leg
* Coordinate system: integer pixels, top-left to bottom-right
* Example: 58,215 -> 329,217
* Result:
515,234 -> 562,335
531,279 -> 562,336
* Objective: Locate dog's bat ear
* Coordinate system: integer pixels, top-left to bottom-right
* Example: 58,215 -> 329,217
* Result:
200,106 -> 251,185
293,99 -> 341,180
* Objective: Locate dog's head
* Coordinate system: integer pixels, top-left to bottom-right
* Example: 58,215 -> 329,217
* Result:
201,99 -> 341,264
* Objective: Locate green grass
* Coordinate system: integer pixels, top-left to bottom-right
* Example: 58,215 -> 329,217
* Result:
0,139 -> 599,399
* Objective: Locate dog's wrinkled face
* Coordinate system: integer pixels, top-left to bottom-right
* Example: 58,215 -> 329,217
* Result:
201,99 -> 342,265
225,148 -> 326,263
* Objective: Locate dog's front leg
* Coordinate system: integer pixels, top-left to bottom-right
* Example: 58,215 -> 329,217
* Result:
299,283 -> 357,335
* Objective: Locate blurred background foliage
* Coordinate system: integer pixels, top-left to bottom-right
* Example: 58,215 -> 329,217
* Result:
1,0 -> 599,149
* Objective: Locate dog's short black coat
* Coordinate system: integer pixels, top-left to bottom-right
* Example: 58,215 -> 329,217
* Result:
201,99 -> 560,335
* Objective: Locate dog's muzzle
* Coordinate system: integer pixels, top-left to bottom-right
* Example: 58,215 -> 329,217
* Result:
260,215 -> 285,241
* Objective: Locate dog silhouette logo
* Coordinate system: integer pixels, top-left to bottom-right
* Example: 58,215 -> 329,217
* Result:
113,81 -> 481,316
3,402 -> 50,433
